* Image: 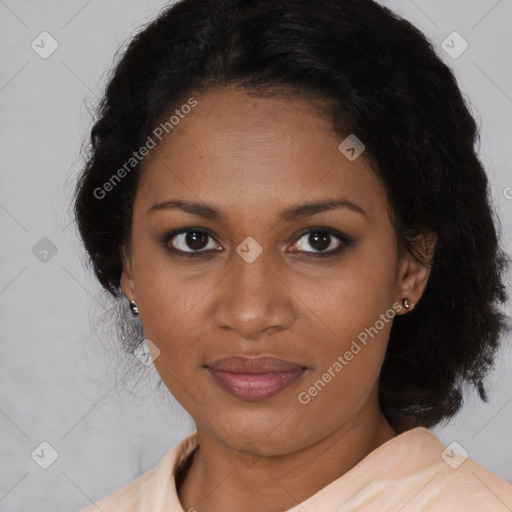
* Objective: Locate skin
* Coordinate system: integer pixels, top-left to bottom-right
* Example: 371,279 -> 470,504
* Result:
121,87 -> 435,512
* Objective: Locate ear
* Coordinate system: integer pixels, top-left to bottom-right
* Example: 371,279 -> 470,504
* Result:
395,230 -> 437,314
120,245 -> 137,302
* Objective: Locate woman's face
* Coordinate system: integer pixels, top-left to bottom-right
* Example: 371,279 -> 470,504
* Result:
121,87 -> 430,454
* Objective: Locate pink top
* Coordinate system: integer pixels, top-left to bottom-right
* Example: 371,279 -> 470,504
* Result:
79,427 -> 512,511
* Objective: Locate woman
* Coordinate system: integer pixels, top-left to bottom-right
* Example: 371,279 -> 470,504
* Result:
74,0 -> 512,510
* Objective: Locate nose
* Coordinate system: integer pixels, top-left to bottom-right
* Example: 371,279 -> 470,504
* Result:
212,248 -> 296,341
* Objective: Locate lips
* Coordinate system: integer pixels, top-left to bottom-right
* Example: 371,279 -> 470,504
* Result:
205,356 -> 307,401
206,355 -> 304,373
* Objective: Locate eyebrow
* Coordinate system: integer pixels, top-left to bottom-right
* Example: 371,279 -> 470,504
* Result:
147,198 -> 368,222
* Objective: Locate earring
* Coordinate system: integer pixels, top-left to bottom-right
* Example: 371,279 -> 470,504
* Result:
129,300 -> 139,316
402,297 -> 415,311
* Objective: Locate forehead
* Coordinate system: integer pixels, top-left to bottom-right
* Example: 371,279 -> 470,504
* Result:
135,88 -> 388,220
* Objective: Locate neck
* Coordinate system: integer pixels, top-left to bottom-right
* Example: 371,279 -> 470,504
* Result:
178,398 -> 397,512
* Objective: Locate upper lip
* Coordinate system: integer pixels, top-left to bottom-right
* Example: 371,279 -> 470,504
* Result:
205,356 -> 305,374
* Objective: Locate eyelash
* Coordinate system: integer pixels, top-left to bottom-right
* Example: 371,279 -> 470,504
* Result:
161,227 -> 353,259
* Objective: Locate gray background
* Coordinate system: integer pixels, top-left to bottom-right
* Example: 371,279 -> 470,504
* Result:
0,1 -> 511,511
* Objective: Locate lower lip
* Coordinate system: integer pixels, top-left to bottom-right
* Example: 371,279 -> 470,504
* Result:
206,368 -> 306,401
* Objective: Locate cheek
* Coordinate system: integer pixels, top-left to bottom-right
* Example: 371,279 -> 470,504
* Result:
312,234 -> 399,338
294,295 -> 395,443
129,249 -> 212,381
131,234 -> 211,329
298,232 -> 398,401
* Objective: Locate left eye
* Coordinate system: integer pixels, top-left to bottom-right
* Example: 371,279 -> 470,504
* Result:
290,230 -> 345,254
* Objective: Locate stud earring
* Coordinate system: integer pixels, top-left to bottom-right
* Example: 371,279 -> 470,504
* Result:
402,297 -> 415,311
129,300 -> 139,316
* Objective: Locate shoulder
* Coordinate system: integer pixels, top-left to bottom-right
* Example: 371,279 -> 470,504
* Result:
348,427 -> 512,511
76,432 -> 199,512
77,462 -> 160,512
409,438 -> 512,511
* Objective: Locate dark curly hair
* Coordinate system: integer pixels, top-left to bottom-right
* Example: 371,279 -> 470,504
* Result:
74,0 -> 510,432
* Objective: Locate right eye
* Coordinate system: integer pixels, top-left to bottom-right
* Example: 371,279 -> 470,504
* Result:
164,229 -> 222,255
